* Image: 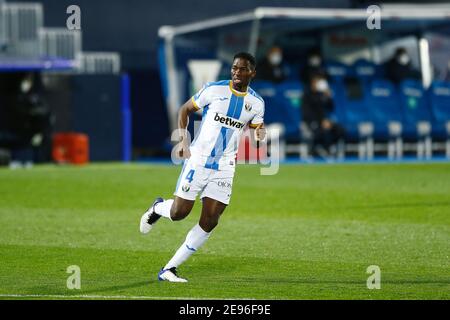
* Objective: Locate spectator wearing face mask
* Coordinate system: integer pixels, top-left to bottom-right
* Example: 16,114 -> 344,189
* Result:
255,46 -> 288,83
301,74 -> 345,158
300,48 -> 328,85
385,47 -> 421,85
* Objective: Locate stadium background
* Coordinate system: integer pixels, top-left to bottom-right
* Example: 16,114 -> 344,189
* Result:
0,0 -> 449,301
0,0 -> 449,163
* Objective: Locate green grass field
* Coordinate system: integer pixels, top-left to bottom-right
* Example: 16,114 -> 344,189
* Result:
0,162 -> 449,300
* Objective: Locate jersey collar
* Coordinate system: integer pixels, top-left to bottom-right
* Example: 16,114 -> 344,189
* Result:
229,80 -> 248,97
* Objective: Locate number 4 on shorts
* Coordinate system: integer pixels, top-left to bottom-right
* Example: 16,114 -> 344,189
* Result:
185,170 -> 195,183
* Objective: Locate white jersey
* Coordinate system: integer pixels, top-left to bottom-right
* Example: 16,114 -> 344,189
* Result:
190,80 -> 265,171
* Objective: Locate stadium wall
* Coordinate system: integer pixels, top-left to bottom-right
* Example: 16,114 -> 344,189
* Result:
20,0 -> 351,70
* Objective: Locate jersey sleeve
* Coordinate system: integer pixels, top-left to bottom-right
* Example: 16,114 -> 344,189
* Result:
249,100 -> 265,128
191,83 -> 212,110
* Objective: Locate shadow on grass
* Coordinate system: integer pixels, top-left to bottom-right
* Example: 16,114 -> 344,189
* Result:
80,280 -> 172,294
34,280 -> 154,296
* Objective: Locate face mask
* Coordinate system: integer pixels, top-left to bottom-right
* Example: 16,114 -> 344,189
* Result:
309,56 -> 321,67
269,52 -> 282,66
398,53 -> 410,66
21,79 -> 33,93
316,79 -> 329,92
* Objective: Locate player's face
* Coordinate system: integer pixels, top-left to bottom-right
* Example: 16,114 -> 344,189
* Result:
231,58 -> 255,91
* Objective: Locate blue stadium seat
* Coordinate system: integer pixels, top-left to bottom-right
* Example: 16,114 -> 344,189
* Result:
284,62 -> 301,81
329,81 -> 346,124
399,80 -> 433,139
352,59 -> 379,85
325,61 -> 350,83
277,80 -> 303,138
251,80 -> 304,142
367,79 -> 403,140
250,80 -> 283,124
429,80 -> 450,140
331,79 -> 371,142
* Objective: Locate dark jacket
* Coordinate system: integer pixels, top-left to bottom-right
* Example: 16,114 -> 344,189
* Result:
256,58 -> 287,83
301,90 -> 334,125
385,58 -> 421,84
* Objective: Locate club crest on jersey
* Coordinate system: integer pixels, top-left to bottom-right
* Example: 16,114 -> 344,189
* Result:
182,184 -> 190,192
213,113 -> 244,129
245,103 -> 252,112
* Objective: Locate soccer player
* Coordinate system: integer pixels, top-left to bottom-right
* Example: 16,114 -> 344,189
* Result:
139,52 -> 265,282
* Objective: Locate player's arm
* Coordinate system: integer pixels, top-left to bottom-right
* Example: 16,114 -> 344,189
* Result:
177,98 -> 199,159
249,100 -> 266,146
249,123 -> 266,148
249,123 -> 266,141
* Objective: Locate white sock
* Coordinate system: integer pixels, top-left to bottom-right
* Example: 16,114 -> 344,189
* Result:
164,224 -> 211,270
154,199 -> 174,220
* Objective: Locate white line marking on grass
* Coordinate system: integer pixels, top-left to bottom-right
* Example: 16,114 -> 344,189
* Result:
0,294 -> 254,300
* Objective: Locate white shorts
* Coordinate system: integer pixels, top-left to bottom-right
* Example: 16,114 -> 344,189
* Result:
174,158 -> 235,205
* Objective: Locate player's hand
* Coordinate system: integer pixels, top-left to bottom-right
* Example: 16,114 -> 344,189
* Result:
178,140 -> 191,159
254,124 -> 266,142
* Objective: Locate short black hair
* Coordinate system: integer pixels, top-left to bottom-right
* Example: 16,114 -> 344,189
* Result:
233,52 -> 256,70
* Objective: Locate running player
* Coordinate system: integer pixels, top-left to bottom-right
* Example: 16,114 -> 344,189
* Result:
139,52 -> 265,282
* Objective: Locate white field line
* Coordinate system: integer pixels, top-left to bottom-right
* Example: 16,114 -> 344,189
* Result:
0,293 -> 255,300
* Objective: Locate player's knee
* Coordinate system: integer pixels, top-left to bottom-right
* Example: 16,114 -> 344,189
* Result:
201,214 -> 220,232
202,221 -> 218,233
170,206 -> 190,221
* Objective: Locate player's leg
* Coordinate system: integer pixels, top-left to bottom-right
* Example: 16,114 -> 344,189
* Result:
198,197 -> 227,232
159,167 -> 233,282
158,197 -> 227,282
139,196 -> 195,234
155,196 -> 195,221
140,159 -> 202,234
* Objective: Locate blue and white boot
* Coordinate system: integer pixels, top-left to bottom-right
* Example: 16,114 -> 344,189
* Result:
158,267 -> 188,283
139,197 -> 164,234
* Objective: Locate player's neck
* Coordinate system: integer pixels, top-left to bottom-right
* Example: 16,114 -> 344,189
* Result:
233,85 -> 247,92
229,80 -> 248,96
